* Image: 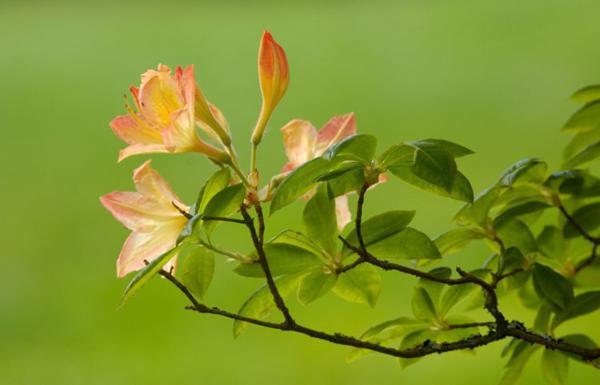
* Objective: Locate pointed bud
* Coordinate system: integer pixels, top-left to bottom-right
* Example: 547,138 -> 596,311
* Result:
252,31 -> 290,145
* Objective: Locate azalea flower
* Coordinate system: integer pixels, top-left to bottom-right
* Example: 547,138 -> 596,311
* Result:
251,31 -> 290,147
100,161 -> 189,277
280,113 -> 357,231
110,64 -> 230,163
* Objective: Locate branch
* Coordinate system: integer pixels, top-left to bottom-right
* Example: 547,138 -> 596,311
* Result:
157,184 -> 600,366
240,204 -> 295,326
158,268 -> 600,362
558,203 -> 600,244
576,244 -> 599,273
201,215 -> 249,225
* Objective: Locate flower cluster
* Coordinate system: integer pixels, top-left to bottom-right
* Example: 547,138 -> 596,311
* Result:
101,32 -> 361,277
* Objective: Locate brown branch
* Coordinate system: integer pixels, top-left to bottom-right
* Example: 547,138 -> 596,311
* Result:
558,203 -> 600,244
159,268 -> 600,362
155,184 -> 600,366
240,205 -> 295,326
576,244 -> 599,273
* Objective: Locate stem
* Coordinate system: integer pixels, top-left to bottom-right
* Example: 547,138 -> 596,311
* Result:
241,204 -> 295,325
159,268 -> 600,362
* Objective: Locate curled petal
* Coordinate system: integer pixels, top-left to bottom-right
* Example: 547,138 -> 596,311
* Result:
315,113 -> 356,155
118,144 -> 169,162
280,119 -> 317,170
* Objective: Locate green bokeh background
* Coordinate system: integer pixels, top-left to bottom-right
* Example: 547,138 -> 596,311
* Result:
2,0 -> 600,384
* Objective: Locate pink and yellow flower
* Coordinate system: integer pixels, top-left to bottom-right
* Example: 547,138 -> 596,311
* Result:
100,161 -> 188,277
251,31 -> 290,146
110,64 -> 230,163
280,113 -> 357,230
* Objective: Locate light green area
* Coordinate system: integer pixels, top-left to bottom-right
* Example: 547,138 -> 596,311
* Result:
1,0 -> 600,384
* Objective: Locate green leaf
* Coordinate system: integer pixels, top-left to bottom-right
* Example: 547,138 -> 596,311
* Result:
378,144 -> 415,169
365,227 -> 441,261
121,246 -> 180,305
498,247 -> 526,276
454,185 -> 502,227
498,341 -> 539,385
562,101 -> 600,133
563,140 -> 600,169
408,140 -> 458,191
234,244 -> 322,277
439,283 -> 478,317
398,329 -> 436,368
360,317 -> 427,340
420,139 -> 474,158
303,184 -> 338,255
434,228 -> 485,256
495,219 -> 537,255
546,170 -> 600,198
563,126 -> 600,163
418,267 -> 451,306
270,157 -> 331,214
571,84 -> 600,104
532,263 -> 574,313
323,134 -> 377,164
202,183 -> 246,236
297,270 -> 337,305
342,210 -> 415,256
553,291 -> 600,327
389,163 -> 474,202
177,244 -> 214,300
268,230 -> 324,257
563,202 -> 600,238
194,168 -> 231,215
493,201 -> 550,228
541,350 -> 569,385
500,158 -> 547,187
411,287 -> 438,321
560,334 -> 598,363
348,317 -> 427,362
326,167 -> 366,197
537,226 -> 569,263
333,264 -> 382,307
533,304 -> 552,333
233,274 -> 301,337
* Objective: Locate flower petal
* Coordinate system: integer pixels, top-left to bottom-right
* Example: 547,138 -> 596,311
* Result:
116,224 -> 182,277
280,119 -> 317,170
110,114 -> 162,145
315,113 -> 357,155
335,195 -> 352,232
117,144 -> 169,162
138,64 -> 184,125
100,191 -> 179,232
132,161 -> 186,208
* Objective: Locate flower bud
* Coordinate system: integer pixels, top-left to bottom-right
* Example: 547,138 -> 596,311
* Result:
252,31 -> 290,145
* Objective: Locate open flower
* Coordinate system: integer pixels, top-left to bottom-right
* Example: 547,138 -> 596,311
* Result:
251,31 -> 290,146
110,64 -> 229,163
280,113 -> 357,230
281,113 -> 356,172
100,161 -> 189,277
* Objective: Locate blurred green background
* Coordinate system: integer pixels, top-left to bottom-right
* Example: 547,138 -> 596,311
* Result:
2,0 -> 600,384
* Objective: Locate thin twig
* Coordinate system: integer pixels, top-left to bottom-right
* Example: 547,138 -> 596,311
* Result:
558,203 -> 600,244
202,215 -> 249,225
